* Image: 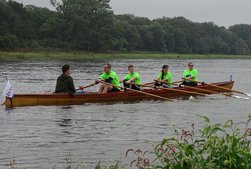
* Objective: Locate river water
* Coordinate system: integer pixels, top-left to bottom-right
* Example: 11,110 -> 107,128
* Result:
0,59 -> 250,168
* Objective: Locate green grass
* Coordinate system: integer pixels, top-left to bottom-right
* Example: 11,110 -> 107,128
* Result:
1,51 -> 251,60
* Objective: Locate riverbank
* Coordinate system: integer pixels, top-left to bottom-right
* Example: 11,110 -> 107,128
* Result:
0,51 -> 251,60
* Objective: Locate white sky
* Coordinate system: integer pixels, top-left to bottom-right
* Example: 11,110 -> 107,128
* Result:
14,0 -> 251,27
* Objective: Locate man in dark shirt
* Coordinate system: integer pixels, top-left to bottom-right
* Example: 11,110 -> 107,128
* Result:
55,64 -> 76,94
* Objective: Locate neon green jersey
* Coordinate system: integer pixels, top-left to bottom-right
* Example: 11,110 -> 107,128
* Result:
124,72 -> 141,84
157,72 -> 173,84
182,69 -> 198,81
99,70 -> 121,88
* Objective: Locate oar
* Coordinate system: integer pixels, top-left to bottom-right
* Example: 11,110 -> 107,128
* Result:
139,83 -> 207,96
184,78 -> 250,99
142,80 -> 183,87
142,82 -> 155,86
154,79 -> 229,99
171,82 -> 229,98
44,90 -> 52,94
98,81 -> 172,101
79,83 -> 95,90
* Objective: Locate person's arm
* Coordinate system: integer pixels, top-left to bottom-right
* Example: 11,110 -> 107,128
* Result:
185,73 -> 197,80
155,73 -> 166,83
69,77 -> 76,93
95,73 -> 105,84
125,77 -> 137,84
99,73 -> 113,83
182,70 -> 194,80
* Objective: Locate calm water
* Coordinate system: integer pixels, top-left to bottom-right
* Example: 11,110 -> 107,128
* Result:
0,59 -> 251,168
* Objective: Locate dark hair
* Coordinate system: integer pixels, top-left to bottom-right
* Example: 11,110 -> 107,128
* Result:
62,64 -> 71,73
188,62 -> 194,66
162,65 -> 169,69
128,64 -> 134,69
104,64 -> 111,69
161,65 -> 169,80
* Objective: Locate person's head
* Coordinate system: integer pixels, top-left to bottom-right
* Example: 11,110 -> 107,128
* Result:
62,64 -> 71,75
103,64 -> 111,73
162,65 -> 169,74
188,62 -> 194,71
128,64 -> 134,74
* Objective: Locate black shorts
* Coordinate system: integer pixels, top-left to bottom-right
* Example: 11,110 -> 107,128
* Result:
182,81 -> 198,87
109,87 -> 120,92
154,82 -> 171,88
124,83 -> 141,91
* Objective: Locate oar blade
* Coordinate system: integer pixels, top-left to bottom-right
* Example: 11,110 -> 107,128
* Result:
233,95 -> 250,100
246,93 -> 251,98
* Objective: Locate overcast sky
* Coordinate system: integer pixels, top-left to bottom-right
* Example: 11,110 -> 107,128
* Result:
15,0 -> 251,27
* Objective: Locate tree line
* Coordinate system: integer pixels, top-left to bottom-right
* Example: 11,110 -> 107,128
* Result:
0,0 -> 251,54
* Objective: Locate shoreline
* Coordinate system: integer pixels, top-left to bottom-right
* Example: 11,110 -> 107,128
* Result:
0,51 -> 251,60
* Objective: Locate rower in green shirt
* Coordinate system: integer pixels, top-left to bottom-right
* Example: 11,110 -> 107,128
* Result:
181,62 -> 198,86
154,65 -> 173,88
123,65 -> 141,91
96,64 -> 121,93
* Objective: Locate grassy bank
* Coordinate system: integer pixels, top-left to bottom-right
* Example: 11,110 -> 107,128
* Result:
0,51 -> 251,60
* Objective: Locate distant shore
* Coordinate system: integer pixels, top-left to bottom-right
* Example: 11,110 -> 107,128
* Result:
0,51 -> 251,60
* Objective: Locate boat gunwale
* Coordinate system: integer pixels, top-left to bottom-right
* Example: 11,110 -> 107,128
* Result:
10,81 -> 234,98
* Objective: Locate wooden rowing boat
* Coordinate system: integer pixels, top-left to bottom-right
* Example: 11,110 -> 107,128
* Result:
3,81 -> 234,108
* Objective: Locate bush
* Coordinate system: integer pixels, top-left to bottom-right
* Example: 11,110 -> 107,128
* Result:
152,115 -> 251,169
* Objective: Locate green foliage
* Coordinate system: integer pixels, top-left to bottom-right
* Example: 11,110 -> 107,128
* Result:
229,24 -> 251,54
0,35 -> 20,49
0,0 -> 251,53
51,0 -> 114,51
153,116 -> 251,169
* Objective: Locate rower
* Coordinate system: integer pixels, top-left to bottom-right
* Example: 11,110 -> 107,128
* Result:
154,65 -> 173,88
181,62 -> 198,87
97,64 -> 121,93
123,65 -> 141,91
55,64 -> 76,94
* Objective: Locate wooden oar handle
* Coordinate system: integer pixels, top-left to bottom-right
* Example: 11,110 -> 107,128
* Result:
182,78 -> 233,97
137,82 -> 206,96
99,80 -> 172,101
79,83 -> 95,90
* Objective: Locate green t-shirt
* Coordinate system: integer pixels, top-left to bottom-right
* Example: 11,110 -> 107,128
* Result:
99,70 -> 121,88
124,72 -> 141,84
182,69 -> 198,81
157,72 -> 173,84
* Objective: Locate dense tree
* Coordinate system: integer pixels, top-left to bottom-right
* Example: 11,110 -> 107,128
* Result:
229,24 -> 251,54
0,0 -> 250,54
50,0 -> 114,51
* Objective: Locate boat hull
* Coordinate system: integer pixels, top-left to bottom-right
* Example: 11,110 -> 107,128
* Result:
3,81 -> 234,108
